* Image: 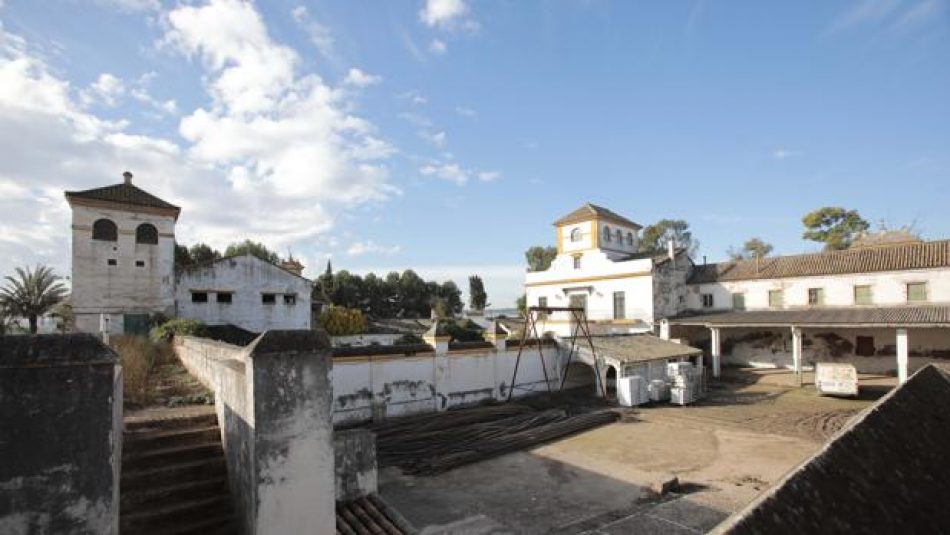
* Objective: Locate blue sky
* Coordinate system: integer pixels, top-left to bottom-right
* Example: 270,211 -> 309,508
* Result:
0,0 -> 947,308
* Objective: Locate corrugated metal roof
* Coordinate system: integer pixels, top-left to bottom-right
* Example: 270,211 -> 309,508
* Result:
713,363 -> 950,534
553,202 -> 643,229
65,181 -> 180,212
669,305 -> 950,327
689,240 -> 950,283
579,334 -> 702,363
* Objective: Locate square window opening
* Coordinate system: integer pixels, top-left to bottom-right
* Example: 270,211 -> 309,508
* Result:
107,259 -> 117,266
135,260 -> 145,267
216,292 -> 233,304
702,294 -> 714,308
284,294 -> 297,305
191,291 -> 208,303
907,282 -> 927,303
262,293 -> 276,305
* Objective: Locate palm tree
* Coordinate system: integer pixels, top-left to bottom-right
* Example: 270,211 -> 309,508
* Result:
0,265 -> 68,334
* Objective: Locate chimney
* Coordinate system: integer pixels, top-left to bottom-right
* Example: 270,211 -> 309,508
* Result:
703,255 -> 707,265
123,171 -> 133,184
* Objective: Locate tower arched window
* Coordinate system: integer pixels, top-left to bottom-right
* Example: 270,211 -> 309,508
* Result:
603,226 -> 612,242
92,219 -> 117,241
570,228 -> 582,242
614,229 -> 622,243
135,223 -> 158,245
626,232 -> 634,246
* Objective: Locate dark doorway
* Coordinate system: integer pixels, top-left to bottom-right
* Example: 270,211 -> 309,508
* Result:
605,366 -> 617,400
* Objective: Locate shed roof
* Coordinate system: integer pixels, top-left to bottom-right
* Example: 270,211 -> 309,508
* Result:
579,334 -> 701,363
553,202 -> 642,229
712,363 -> 950,534
689,239 -> 950,284
669,305 -> 950,327
65,181 -> 181,217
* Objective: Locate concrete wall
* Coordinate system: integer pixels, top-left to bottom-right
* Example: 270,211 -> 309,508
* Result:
332,343 -> 558,426
332,334 -> 403,347
687,267 -> 950,311
334,429 -> 377,501
71,203 -> 176,335
653,253 -> 692,320
175,254 -> 312,333
0,335 -> 122,534
174,331 -> 335,535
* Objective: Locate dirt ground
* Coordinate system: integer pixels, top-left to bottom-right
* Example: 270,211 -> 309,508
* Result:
379,368 -> 890,534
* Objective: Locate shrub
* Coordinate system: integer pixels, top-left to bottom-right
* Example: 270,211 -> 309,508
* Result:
395,333 -> 424,345
112,336 -> 162,406
318,306 -> 366,336
150,318 -> 207,342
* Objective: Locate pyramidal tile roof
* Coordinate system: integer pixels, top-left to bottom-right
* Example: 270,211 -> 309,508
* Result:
689,239 -> 950,283
553,202 -> 642,229
65,178 -> 180,216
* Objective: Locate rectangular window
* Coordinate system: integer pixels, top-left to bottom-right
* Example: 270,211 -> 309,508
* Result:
768,289 -> 784,308
701,294 -> 714,308
538,296 -> 548,319
613,292 -> 626,319
573,255 -> 582,270
135,260 -> 145,267
732,293 -> 745,311
907,282 -> 927,303
216,292 -> 233,304
261,293 -> 276,305
107,259 -> 117,266
854,285 -> 873,305
569,293 -> 587,316
191,291 -> 208,303
283,294 -> 297,305
808,288 -> 824,306
855,336 -> 875,356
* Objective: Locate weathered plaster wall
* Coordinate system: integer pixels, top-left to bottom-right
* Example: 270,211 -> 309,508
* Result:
174,332 -> 335,534
332,344 -> 558,426
71,204 -> 176,335
334,429 -> 377,501
175,254 -> 312,333
0,335 -> 121,534
653,254 -> 691,319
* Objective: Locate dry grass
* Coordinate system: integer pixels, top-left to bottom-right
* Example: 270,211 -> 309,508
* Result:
112,336 -> 173,406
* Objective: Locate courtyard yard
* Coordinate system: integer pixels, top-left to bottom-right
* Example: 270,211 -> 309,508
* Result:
380,368 -> 890,534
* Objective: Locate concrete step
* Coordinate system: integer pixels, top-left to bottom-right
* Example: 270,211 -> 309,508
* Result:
125,412 -> 218,433
123,441 -> 224,470
121,475 -> 229,510
120,495 -> 232,533
122,457 -> 227,492
124,425 -> 221,455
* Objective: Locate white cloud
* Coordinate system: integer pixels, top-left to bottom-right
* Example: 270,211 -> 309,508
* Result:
343,67 -> 382,88
771,148 -> 800,160
419,130 -> 447,147
95,0 -> 161,12
347,240 -> 401,256
455,105 -> 476,118
0,1 -> 400,280
477,171 -> 500,182
420,163 -> 468,185
428,39 -> 447,54
398,89 -> 427,105
419,0 -> 479,32
825,0 -> 902,34
80,73 -> 125,107
291,5 -> 337,62
891,0 -> 947,31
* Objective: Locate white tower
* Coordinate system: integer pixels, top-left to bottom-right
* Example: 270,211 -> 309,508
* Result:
65,171 -> 180,335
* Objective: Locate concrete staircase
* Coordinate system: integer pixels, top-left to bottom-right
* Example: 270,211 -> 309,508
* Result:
121,411 -> 236,534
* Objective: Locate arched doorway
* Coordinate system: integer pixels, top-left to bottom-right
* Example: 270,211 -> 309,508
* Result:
561,361 -> 597,395
605,365 -> 618,401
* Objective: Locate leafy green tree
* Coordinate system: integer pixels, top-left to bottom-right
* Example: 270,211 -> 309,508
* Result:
802,207 -> 870,250
0,265 -> 68,334
190,243 -> 221,264
516,294 -> 527,316
318,306 -> 366,335
525,246 -> 558,272
440,281 -> 463,316
728,237 -> 774,260
639,219 -> 698,256
223,239 -> 281,263
468,275 -> 488,311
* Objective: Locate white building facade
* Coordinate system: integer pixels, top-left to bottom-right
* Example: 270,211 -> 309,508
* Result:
175,254 -> 312,333
66,172 -> 179,335
524,203 -> 689,336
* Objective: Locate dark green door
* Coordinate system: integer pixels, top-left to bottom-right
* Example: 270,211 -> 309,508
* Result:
123,314 -> 150,336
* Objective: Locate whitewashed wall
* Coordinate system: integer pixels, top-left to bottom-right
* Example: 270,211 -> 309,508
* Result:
71,204 -> 176,334
686,267 -> 950,311
332,345 -> 558,426
176,254 -> 311,333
